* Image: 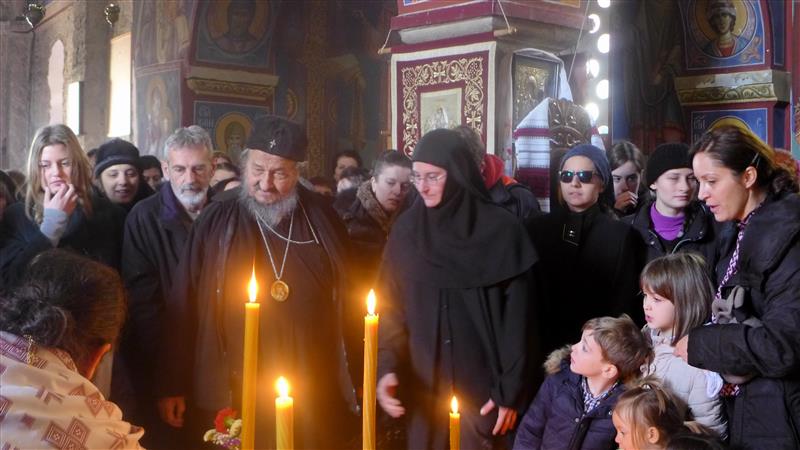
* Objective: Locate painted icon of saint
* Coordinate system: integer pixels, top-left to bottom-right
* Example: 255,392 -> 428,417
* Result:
214,0 -> 260,54
703,0 -> 747,57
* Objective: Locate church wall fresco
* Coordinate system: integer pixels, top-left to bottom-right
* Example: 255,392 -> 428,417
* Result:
133,1 -> 194,154
193,0 -> 278,69
135,70 -> 181,157
690,107 -> 769,143
193,101 -> 270,163
679,0 -> 765,71
669,0 -> 793,150
129,1 -> 393,176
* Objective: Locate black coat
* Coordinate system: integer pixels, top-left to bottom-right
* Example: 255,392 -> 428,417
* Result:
527,206 -> 643,353
119,183 -> 205,445
514,355 -> 620,450
488,180 -> 541,221
623,200 -> 720,267
377,266 -> 537,450
0,195 -> 125,287
687,193 -> 800,450
157,186 -> 358,449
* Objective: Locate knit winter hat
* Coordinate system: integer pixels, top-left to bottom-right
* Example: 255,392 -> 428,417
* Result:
646,143 -> 691,186
560,144 -> 614,208
560,144 -> 612,187
94,139 -> 141,178
246,115 -> 307,162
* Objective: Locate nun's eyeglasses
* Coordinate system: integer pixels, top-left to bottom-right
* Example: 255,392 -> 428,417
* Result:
558,170 -> 598,183
411,173 -> 446,186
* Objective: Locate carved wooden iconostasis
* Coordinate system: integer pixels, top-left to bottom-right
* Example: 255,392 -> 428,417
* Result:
389,0 -> 585,160
133,1 -> 395,176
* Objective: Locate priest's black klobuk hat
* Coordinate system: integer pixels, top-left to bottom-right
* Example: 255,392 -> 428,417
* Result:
246,116 -> 308,162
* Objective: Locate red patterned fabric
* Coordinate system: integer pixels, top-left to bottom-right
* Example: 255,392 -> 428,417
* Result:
0,331 -> 143,449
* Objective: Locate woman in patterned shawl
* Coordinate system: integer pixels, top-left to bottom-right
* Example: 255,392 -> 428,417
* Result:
0,249 -> 144,449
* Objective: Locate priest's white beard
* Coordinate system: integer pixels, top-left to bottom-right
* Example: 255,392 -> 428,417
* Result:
240,186 -> 299,227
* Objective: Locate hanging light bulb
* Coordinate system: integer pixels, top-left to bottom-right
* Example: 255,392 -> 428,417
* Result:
587,14 -> 601,34
598,0 -> 611,8
597,33 -> 610,54
586,59 -> 600,79
596,79 -> 609,99
584,103 -> 600,122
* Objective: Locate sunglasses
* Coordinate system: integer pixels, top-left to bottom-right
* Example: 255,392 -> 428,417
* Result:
559,170 -> 598,183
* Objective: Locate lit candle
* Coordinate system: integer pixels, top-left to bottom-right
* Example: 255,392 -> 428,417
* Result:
275,376 -> 294,450
363,290 -> 378,450
241,267 -> 259,450
450,396 -> 460,450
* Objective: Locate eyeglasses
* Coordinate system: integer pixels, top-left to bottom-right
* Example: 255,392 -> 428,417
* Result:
411,173 -> 446,186
559,170 -> 597,183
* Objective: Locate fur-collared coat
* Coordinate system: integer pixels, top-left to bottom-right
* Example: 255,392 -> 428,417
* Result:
514,347 -> 621,450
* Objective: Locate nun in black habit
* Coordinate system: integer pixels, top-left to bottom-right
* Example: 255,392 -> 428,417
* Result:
376,129 -> 540,450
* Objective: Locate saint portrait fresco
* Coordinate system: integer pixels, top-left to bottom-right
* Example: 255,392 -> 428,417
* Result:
136,72 -> 179,157
681,0 -> 764,69
195,0 -> 276,68
194,101 -> 269,163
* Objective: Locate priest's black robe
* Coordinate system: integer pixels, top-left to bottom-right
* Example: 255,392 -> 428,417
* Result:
158,186 -> 358,449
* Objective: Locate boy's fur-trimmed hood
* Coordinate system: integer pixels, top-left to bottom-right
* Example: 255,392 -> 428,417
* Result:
544,345 -> 572,375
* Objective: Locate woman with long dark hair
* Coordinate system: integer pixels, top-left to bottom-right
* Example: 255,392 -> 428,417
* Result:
674,123 -> 800,449
376,129 -> 539,449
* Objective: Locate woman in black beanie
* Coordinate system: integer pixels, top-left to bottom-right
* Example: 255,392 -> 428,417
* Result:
376,129 -> 540,449
93,138 -> 154,212
623,143 -> 719,266
527,144 -> 644,354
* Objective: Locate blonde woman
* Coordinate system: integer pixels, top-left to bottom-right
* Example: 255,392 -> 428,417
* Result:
1,124 -> 125,285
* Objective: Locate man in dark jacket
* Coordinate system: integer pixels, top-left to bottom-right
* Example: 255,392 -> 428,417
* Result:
120,125 -> 215,449
157,116 -> 358,449
453,124 -> 541,220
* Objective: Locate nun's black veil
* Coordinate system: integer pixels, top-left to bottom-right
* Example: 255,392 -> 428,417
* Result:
384,129 -> 537,288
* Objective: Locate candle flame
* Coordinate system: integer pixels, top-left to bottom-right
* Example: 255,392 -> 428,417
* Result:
248,266 -> 258,303
276,376 -> 290,398
367,289 -> 376,316
450,396 -> 458,414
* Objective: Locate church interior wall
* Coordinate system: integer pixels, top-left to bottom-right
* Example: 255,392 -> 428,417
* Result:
0,0 -> 797,171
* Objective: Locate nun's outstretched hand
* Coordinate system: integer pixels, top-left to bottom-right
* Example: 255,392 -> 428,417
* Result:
480,398 -> 517,435
377,373 -> 405,418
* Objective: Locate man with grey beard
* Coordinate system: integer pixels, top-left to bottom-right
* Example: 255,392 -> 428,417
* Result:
157,116 -> 359,449
119,125 -> 215,450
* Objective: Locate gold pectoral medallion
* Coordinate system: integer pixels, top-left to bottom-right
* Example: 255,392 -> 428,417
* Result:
271,279 -> 290,302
